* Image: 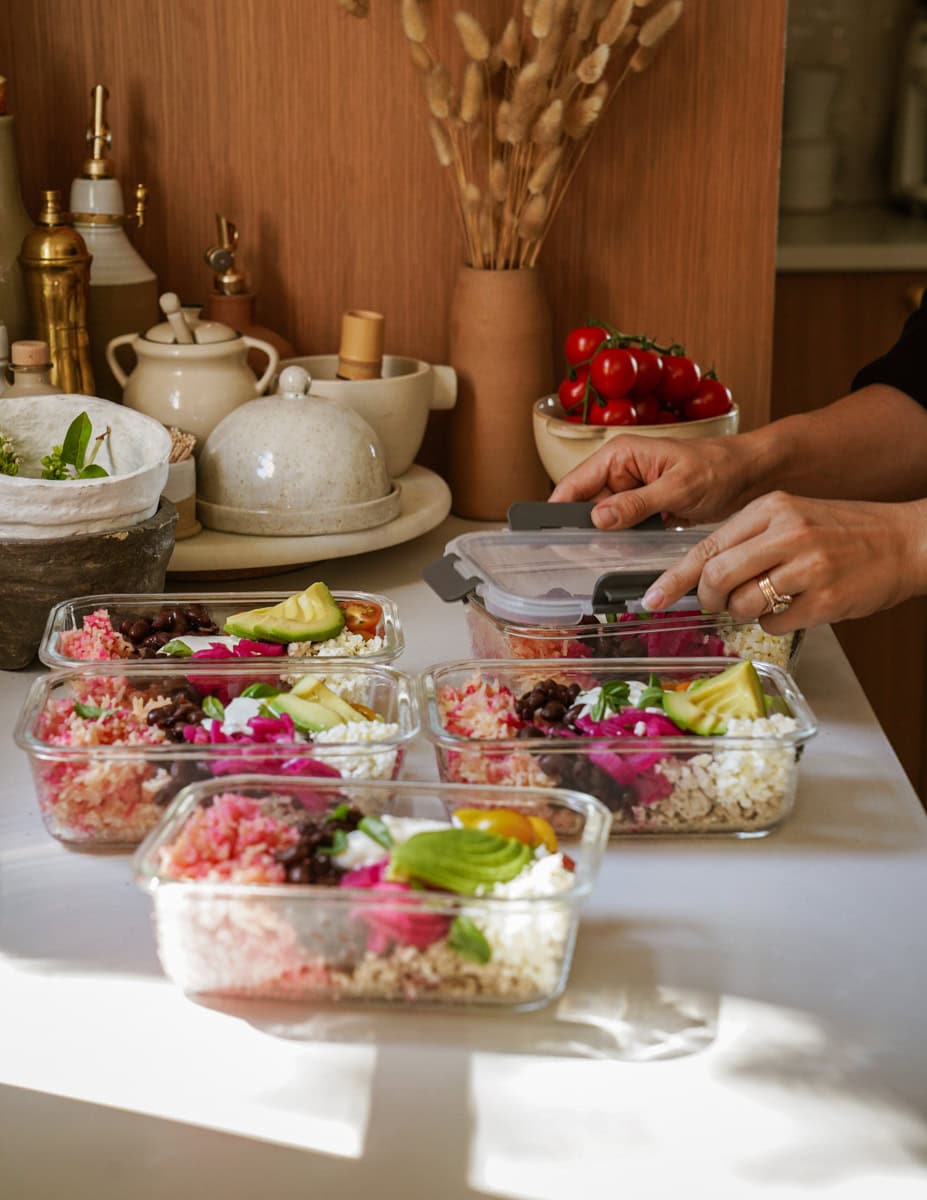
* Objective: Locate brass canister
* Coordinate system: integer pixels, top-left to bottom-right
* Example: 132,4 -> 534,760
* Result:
19,189 -> 95,394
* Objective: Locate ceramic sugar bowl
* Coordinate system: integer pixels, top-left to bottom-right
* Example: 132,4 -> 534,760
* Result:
197,365 -> 401,536
106,314 -> 278,447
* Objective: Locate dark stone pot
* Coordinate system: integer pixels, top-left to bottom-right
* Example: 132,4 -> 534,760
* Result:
0,497 -> 177,670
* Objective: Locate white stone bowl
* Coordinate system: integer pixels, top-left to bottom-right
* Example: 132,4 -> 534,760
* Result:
277,354 -> 457,477
532,395 -> 740,485
0,394 -> 171,538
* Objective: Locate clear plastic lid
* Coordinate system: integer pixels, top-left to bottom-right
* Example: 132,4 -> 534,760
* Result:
440,527 -> 707,625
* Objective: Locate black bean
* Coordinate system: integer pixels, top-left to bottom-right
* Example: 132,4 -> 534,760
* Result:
540,700 -> 565,722
150,611 -> 172,632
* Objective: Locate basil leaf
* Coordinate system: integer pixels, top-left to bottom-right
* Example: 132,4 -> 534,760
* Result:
448,915 -> 491,964
358,815 -> 393,849
591,680 -> 630,722
61,412 -> 92,469
639,674 -> 664,709
73,700 -> 104,719
317,829 -> 348,856
329,802 -> 351,822
202,695 -> 225,721
78,463 -> 108,479
160,639 -> 193,658
240,682 -> 279,699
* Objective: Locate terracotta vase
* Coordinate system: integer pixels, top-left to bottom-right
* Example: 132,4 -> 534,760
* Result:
448,266 -> 552,519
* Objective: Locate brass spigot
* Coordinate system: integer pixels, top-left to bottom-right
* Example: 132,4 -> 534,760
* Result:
133,182 -> 148,228
205,213 -> 247,294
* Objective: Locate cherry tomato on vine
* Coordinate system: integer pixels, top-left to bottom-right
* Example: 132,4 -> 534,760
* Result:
589,347 -> 638,399
683,378 -> 733,421
340,600 -> 382,638
557,366 -> 590,413
629,349 -> 664,395
632,393 -> 659,425
589,397 -> 636,426
565,325 -> 608,367
659,355 -> 701,404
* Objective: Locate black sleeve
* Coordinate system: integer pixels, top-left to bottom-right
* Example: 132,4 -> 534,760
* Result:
851,290 -> 927,407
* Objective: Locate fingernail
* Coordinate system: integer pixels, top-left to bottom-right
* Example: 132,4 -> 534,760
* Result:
592,508 -> 613,530
642,587 -> 664,611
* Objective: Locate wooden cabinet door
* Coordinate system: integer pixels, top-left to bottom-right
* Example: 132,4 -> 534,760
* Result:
773,272 -> 927,795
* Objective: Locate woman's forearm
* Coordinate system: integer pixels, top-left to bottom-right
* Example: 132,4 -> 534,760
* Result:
730,385 -> 927,505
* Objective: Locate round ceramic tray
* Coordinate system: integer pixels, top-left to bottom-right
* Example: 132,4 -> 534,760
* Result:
167,464 -> 451,579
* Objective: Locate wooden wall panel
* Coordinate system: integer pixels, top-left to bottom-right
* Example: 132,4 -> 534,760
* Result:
1,0 -> 786,476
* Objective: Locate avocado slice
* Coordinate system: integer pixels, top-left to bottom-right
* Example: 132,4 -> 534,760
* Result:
269,692 -> 345,732
686,660 -> 766,719
391,829 -> 533,894
662,690 -> 727,736
224,582 -> 345,644
289,678 -> 370,723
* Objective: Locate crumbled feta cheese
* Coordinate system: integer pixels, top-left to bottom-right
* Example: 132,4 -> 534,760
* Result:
287,630 -> 386,659
311,720 -> 402,779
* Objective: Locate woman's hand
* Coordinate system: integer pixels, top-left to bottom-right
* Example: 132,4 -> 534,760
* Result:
549,434 -> 754,529
642,493 -> 927,633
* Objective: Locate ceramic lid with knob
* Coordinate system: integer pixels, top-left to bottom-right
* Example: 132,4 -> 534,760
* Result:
196,364 -> 401,536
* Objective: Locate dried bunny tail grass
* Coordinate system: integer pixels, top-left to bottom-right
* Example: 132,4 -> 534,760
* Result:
409,41 -> 431,71
429,118 -> 454,166
633,0 -> 655,7
460,61 -> 483,123
528,144 -> 562,194
337,0 -> 369,14
461,181 -> 482,213
519,192 -> 548,237
563,84 -> 606,137
531,0 -> 556,39
498,17 -> 521,69
617,21 -> 639,48
597,0 -> 633,44
478,199 -> 494,260
577,43 -> 609,83
454,11 -> 491,62
426,64 -> 454,119
490,157 -> 509,202
638,0 -> 684,47
532,97 -> 563,144
629,42 -> 656,72
401,0 -> 427,43
495,99 -> 513,143
535,18 -> 570,76
523,0 -> 536,16
575,0 -> 598,39
510,61 -> 547,136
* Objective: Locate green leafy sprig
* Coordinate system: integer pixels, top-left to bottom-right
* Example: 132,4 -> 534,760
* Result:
591,680 -> 631,723
41,412 -> 111,481
0,430 -> 21,477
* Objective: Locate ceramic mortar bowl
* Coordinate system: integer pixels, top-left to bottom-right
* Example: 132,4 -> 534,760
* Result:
278,354 -> 457,477
532,395 -> 740,485
0,497 -> 177,669
0,394 -> 171,537
197,365 -> 400,536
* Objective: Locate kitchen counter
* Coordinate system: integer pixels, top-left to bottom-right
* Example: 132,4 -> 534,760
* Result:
2,516 -> 927,1200
777,203 -> 927,272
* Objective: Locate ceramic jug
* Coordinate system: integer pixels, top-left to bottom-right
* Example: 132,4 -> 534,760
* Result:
106,321 -> 278,449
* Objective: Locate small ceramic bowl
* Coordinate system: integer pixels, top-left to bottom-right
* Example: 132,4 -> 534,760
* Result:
532,396 -> 740,485
278,354 -> 457,477
0,394 -> 171,538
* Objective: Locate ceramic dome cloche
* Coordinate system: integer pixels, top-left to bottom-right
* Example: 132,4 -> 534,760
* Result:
196,365 -> 401,536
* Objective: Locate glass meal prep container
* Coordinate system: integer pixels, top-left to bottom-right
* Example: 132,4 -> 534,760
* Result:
420,657 -> 817,838
14,660 -> 419,849
424,504 -> 802,671
38,590 -> 402,668
133,776 -> 610,1010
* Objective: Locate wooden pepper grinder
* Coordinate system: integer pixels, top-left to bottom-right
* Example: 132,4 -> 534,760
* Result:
202,214 -> 294,371
336,309 -> 384,380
